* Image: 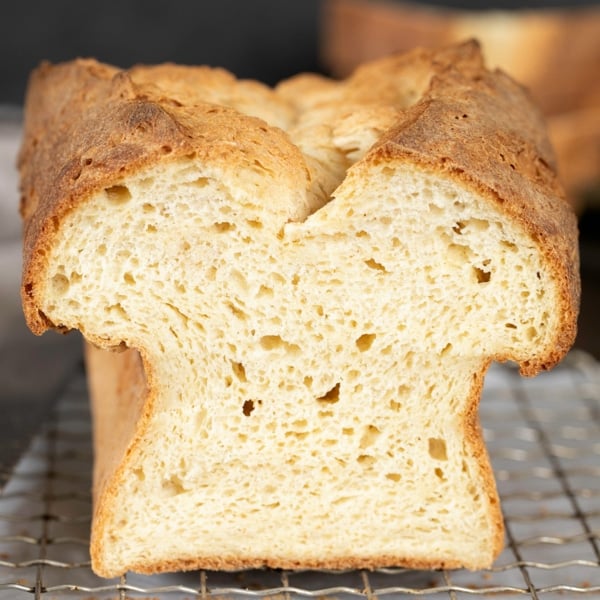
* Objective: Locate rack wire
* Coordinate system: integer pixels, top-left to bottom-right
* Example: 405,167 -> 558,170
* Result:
1,351 -> 599,598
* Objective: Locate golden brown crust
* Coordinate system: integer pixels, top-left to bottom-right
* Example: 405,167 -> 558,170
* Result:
122,552 -> 478,575
85,342 -> 157,577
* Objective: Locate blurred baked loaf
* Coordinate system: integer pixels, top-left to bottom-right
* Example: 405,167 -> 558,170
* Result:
19,41 -> 579,577
322,0 -> 600,205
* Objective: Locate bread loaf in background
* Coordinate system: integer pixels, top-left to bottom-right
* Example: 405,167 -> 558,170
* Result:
19,41 -> 579,577
321,0 -> 600,206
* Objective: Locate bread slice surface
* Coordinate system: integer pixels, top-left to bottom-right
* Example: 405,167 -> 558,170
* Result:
19,40 -> 579,577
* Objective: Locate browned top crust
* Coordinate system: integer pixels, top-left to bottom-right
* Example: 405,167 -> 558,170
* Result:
18,40 -> 579,373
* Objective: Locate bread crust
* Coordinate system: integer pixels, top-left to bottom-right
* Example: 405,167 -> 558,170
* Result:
19,40 -> 578,576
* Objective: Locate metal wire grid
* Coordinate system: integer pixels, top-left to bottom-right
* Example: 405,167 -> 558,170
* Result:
0,351 -> 599,598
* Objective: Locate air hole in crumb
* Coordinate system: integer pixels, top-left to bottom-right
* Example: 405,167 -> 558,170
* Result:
364,258 -> 387,272
161,145 -> 172,154
501,240 -> 518,252
286,430 -> 309,440
389,399 -> 402,412
526,326 -> 538,341
259,335 -> 300,355
355,333 -> 376,352
303,376 -> 313,388
162,474 -> 186,496
192,177 -> 210,188
227,302 -> 248,321
246,218 -> 263,229
386,473 -> 401,482
317,383 -> 340,404
398,384 -> 410,396
51,273 -> 70,295
214,222 -> 235,233
142,203 -> 156,213
434,467 -> 446,481
359,425 -> 381,449
105,185 -> 132,204
231,361 -> 247,382
123,272 -> 135,285
258,285 -> 273,298
452,221 -> 465,234
473,267 -> 491,283
428,438 -> 448,461
447,243 -> 474,265
505,322 -> 517,329
207,266 -> 217,281
242,400 -> 255,416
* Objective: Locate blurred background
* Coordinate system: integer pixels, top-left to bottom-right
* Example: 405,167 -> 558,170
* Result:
0,0 -> 599,471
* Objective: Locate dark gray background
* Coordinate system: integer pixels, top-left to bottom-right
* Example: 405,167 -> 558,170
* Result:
1,0 -> 598,105
1,0 -> 322,104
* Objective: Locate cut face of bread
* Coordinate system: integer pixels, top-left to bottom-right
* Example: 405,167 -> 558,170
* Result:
19,41 -> 579,577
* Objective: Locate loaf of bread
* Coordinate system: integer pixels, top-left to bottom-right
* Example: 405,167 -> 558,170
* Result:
19,41 -> 579,577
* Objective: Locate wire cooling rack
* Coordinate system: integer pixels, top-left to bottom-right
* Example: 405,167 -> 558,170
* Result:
1,351 -> 599,599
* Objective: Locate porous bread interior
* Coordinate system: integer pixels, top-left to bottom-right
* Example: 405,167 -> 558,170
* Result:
40,153 -> 557,574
